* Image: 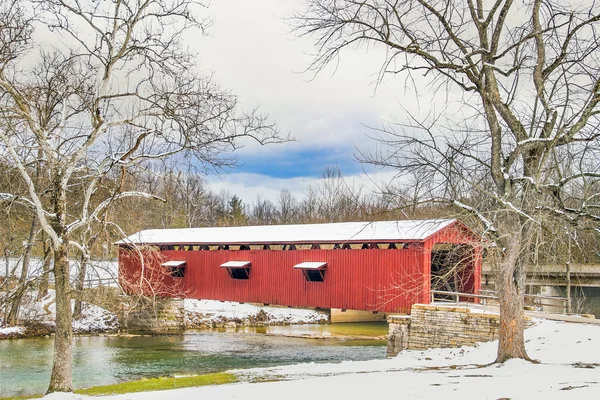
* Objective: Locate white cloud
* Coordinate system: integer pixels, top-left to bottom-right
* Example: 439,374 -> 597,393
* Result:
190,0 -> 410,153
185,1 -> 483,191
206,169 -> 400,203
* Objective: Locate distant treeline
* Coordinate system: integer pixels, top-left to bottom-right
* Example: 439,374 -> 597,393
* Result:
1,163 -> 598,265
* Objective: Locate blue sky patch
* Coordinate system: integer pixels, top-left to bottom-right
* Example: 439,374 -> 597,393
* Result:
233,145 -> 363,179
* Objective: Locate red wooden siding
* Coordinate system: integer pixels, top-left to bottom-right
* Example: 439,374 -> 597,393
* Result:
118,220 -> 482,313
120,248 -> 429,314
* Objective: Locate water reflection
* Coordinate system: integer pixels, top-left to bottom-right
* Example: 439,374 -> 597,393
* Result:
0,323 -> 387,397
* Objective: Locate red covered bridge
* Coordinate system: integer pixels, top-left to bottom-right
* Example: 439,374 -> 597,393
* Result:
117,219 -> 481,314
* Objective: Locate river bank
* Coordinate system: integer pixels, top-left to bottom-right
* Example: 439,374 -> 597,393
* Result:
0,290 -> 330,340
0,323 -> 388,398
4,318 -> 598,400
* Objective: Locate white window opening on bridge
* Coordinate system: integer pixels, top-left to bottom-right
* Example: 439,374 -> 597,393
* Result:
294,262 -> 327,282
161,260 -> 186,278
221,261 -> 251,280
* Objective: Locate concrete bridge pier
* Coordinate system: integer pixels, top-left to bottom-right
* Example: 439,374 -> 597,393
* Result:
386,315 -> 410,357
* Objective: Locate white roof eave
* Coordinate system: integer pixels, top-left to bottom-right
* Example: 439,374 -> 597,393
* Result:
116,219 -> 457,246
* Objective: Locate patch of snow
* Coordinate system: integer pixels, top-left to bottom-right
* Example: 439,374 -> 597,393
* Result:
184,299 -> 328,327
518,137 -> 554,146
233,318 -> 600,381
72,303 -> 119,334
0,326 -> 25,337
1,289 -> 118,336
42,394 -> 89,400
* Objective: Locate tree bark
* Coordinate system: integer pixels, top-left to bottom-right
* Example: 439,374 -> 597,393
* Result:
47,242 -> 73,393
566,235 -> 572,314
496,230 -> 530,362
72,254 -> 87,319
7,216 -> 39,325
36,242 -> 52,302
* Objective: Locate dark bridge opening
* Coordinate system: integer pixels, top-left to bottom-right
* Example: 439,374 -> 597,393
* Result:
431,244 -> 476,296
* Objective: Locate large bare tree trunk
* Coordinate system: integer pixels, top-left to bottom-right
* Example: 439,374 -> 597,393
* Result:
496,230 -> 530,362
48,242 -> 73,393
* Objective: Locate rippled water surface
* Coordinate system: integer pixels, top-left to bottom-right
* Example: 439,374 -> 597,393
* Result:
0,323 -> 387,397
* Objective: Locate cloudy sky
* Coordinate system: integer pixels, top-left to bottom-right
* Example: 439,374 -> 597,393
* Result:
191,0 -> 410,201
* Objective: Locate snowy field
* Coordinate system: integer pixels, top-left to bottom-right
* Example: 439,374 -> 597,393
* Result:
41,318 -> 600,400
1,258 -> 119,287
0,289 -> 120,337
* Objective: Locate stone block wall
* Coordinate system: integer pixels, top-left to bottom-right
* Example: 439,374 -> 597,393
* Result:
121,298 -> 185,332
387,304 -> 533,356
407,304 -> 501,350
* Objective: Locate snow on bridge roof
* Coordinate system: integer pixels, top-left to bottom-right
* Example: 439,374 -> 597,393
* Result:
117,219 -> 457,246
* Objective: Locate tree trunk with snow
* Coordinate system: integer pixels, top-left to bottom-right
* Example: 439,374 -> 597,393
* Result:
48,241 -> 73,393
496,232 -> 529,362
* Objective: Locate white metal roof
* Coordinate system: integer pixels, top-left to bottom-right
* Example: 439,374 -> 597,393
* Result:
161,260 -> 186,267
220,261 -> 251,268
294,262 -> 327,270
117,219 -> 456,246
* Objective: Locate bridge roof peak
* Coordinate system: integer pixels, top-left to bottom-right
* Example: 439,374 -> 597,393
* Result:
117,219 -> 460,246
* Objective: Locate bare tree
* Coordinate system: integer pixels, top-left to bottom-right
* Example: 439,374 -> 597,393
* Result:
250,195 -> 277,225
5,215 -> 38,325
178,170 -> 213,228
0,0 -> 284,392
295,0 -> 600,362
276,188 -> 298,223
313,167 -> 364,222
299,185 -> 319,222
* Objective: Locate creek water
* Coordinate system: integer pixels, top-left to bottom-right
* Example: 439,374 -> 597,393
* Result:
0,323 -> 387,397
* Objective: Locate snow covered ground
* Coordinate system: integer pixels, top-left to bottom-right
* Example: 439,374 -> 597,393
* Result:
0,290 -> 119,338
184,299 -> 329,327
0,325 -> 24,338
42,318 -> 600,400
1,293 -> 327,338
1,258 -> 119,287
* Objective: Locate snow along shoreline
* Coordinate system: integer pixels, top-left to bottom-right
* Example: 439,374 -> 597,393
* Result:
184,299 -> 329,328
1,293 -> 330,339
40,318 -> 600,400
